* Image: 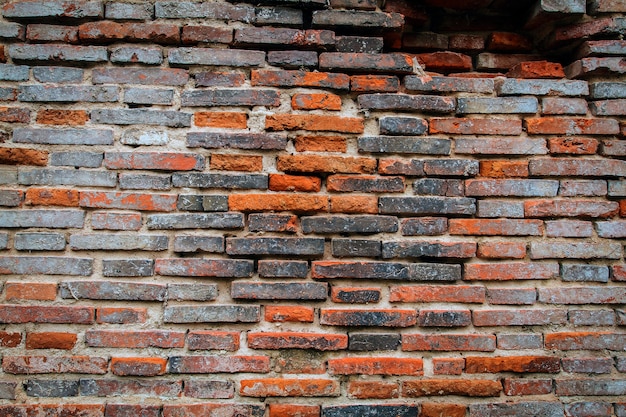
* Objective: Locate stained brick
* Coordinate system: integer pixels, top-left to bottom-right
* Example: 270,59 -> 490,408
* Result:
464,262 -> 559,281
169,48 -> 264,67
358,94 -> 455,112
168,355 -> 269,373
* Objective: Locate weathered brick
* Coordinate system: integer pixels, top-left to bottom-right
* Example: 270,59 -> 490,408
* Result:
110,357 -> 167,377
110,46 -> 163,65
328,357 -> 422,376
546,332 -> 626,351
591,81 -> 626,99
0,22 -> 24,40
96,308 -> 147,324
3,0 -> 103,19
562,264 -> 609,282
277,155 -> 374,174
124,87 -> 174,105
163,404 -> 264,417
226,237 -> 324,256
359,137 -> 451,155
5,282 -> 57,300
455,137 -> 547,155
302,215 -> 397,234
556,378 -> 626,396
323,405 -> 418,417
382,240 -> 476,258
530,241 -> 622,259
0,382 -> 16,400
229,194 -> 328,212
120,129 -> 168,146
431,118 -> 522,135
405,75 -> 493,93
60,281 -> 165,301
476,53 -> 543,71
464,262 -> 559,281
182,89 -> 280,107
255,6 -> 304,25
458,97 -> 538,114
79,21 -> 179,44
155,1 -> 254,21
267,114 -> 363,133
164,305 -> 260,323
496,78 -> 589,96
19,85 -> 118,103
450,219 -> 543,235
156,258 -> 252,278
465,356 -> 560,373
91,109 -> 191,128
560,180 -> 607,196
169,355 -> 269,373
525,199 -> 619,218
14,128 -> 113,145
330,195 -> 378,214
169,48 -> 264,67
258,260 -> 308,278
102,259 -> 154,277
14,232 -> 65,251
248,331 -> 347,351
358,94 -> 455,112
497,334 -> 543,350
80,191 -> 177,212
268,50 -> 318,69
569,309 -> 616,326
380,196 -> 476,215
80,379 -> 182,398
562,358 -> 614,374
19,168 -> 116,187
319,52 -> 413,74
105,2 -> 152,20
469,402 -> 564,417
350,75 -> 399,92
321,308 -> 416,327
312,9 -> 403,30
183,380 -> 234,399
253,70 -> 350,90
3,355 -> 106,375
404,379 -> 502,397
85,330 -> 184,348
232,282 -> 327,300
0,256 -> 92,276
0,305 -> 94,323
9,43 -> 107,63
32,66 -> 83,83
0,64 -> 28,81
241,378 -> 339,397
332,239 -> 381,258
526,117 -> 620,135
400,217 -> 447,236
25,380 -> 80,397
539,287 -> 625,304
473,308 -> 567,326
26,24 -> 78,43
416,51 -> 473,73
485,288 -> 535,305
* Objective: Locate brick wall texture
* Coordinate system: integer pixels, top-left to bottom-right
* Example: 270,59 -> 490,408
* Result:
0,0 -> 625,415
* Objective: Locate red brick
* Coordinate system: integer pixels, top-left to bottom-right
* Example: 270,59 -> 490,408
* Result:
545,331 -> 626,351
524,199 -> 619,218
91,212 -> 142,231
195,71 -> 246,87
420,403 -> 466,417
506,60 -> 565,78
267,114 -> 364,133
477,53 -> 543,71
430,118 -> 522,135
433,358 -> 465,375
350,75 -> 400,92
26,332 -> 76,350
478,242 -> 526,259
0,305 -> 94,324
480,160 -> 528,177
252,70 -> 350,90
330,195 -> 378,214
169,355 -> 269,374
473,309 -> 567,326
328,357 -> 423,375
525,117 -> 620,135
104,152 -> 204,171
111,357 -> 167,376
503,379 -> 553,395
0,147 -> 47,166
85,330 -> 185,348
330,286 -> 381,304
449,34 -> 485,52
229,194 -> 328,212
269,404 -> 320,417
403,379 -> 502,397
106,405 -> 160,417
247,332 -> 348,350
163,404 -> 263,417
96,307 -> 147,324
278,155 -> 375,174
240,378 -> 340,397
319,52 -> 413,74
0,405 -> 104,417
292,93 -> 342,111
5,282 -> 57,300
194,111 -> 247,128
211,154 -> 262,172
450,219 -> 543,236
465,356 -> 560,373
402,334 -> 496,352
3,355 -> 107,374
0,331 -> 21,348
548,137 -> 599,154
0,107 -> 30,123
80,191 -> 178,212
416,52 -> 473,73
187,331 -> 240,351
25,188 -> 80,207
182,26 -> 233,44
0,45 -> 5,63
265,306 -> 315,323
464,262 -> 559,281
294,135 -> 347,152
269,174 -> 321,192
37,109 -> 88,125
274,353 -> 326,375
79,21 -> 180,44
390,285 -> 485,303
487,32 -> 532,52
348,381 -> 399,399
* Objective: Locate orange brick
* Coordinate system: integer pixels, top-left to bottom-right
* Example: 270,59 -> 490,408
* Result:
210,154 -> 262,171
265,306 -> 314,323
548,137 -> 599,154
25,188 -> 80,207
403,379 -> 502,397
465,356 -> 560,373
269,174 -> 321,192
111,357 -> 167,376
293,135 -> 347,152
194,111 -> 247,128
229,194 -> 328,212
328,357 -> 423,376
478,241 -> 527,259
330,195 -> 378,214
277,155 -> 376,174
5,282 -> 57,301
240,378 -> 339,397
26,332 -> 77,349
266,114 -> 364,133
420,403 -> 466,417
269,405 -> 320,417
37,110 -> 89,125
480,160 -> 528,177
350,75 -> 399,92
507,61 -> 565,78
348,381 -> 399,399
292,93 -> 341,111
0,147 -> 48,166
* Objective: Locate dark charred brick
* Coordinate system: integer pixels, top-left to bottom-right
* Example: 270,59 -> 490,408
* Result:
258,260 -> 309,278
301,215 -> 398,234
332,239 -> 381,258
348,333 -> 401,351
231,281 -> 328,300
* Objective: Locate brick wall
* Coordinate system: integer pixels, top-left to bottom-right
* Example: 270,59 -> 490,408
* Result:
0,0 -> 625,416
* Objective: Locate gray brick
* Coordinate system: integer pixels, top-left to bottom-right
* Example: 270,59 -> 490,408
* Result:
470,402 -> 563,417
332,239 -> 381,258
0,168 -> 18,185
0,381 -> 16,400
25,380 -> 79,398
530,241 -> 622,259
348,333 -> 400,351
167,283 -> 218,301
302,215 -> 398,234
156,258 -> 254,278
358,94 -> 456,112
323,405 -> 419,417
312,261 -> 461,281
255,6 -> 303,26
173,236 -> 224,253
105,2 -> 153,20
15,232 -> 65,251
336,36 -> 383,53
0,87 -> 17,100
562,180 -> 608,196
91,109 -> 191,127
457,97 -> 538,114
595,220 -> 626,238
268,50 -> 318,69
8,44 -> 107,63
379,117 -> 428,136
382,241 -> 476,259
120,129 -> 169,146
477,200 -> 525,218
590,82 -> 626,98
541,97 -> 588,115
124,88 -> 174,105
177,195 -> 228,212
172,173 -> 268,189
187,132 -> 287,150
226,237 -> 325,256
497,334 -> 543,350
50,152 -> 103,168
164,305 -> 260,323
92,68 -> 187,85
248,213 -> 297,233
102,259 -> 154,277
0,64 -> 30,81
312,10 -> 403,30
358,136 -> 451,155
147,213 -> 244,230
231,281 -> 328,300
155,1 -> 254,21
562,264 -> 610,282
455,138 -> 548,155
379,196 -> 476,215
0,210 -> 84,228
0,256 -> 92,275
0,233 -> 7,249
70,234 -> 168,251
258,260 -> 308,278
0,22 -> 24,40
405,76 -> 494,93
401,217 -> 447,236
496,78 -> 589,96
119,173 -> 171,190
556,379 -> 626,396
0,190 -> 22,207
181,89 -> 280,107
169,48 -> 264,67
465,179 -> 559,197
569,310 -> 616,326
60,281 -> 165,301
79,379 -> 181,398
18,168 -> 116,187
13,128 -> 113,145
110,46 -> 163,65
413,179 -> 464,196
3,1 -> 103,19
183,379 -> 233,399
